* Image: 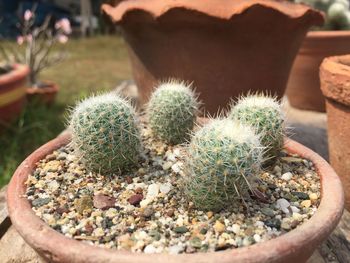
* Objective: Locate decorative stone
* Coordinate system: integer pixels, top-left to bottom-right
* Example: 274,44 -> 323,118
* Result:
281,172 -> 293,181
174,226 -> 188,234
214,221 -> 225,234
160,183 -> 172,194
162,162 -> 172,170
74,196 -> 93,214
93,194 -> 116,210
291,191 -> 309,200
168,245 -> 184,254
276,198 -> 291,214
301,200 -> 312,208
128,194 -> 143,206
32,198 -> 52,208
147,184 -> 160,199
261,207 -> 275,217
142,207 -> 154,218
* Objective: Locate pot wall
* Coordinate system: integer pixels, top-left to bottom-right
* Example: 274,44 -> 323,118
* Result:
320,54 -> 350,210
0,64 -> 29,124
103,0 -> 323,114
7,133 -> 344,263
287,30 -> 350,112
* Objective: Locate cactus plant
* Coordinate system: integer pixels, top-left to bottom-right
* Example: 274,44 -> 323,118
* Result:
184,119 -> 263,212
293,0 -> 350,30
69,93 -> 142,175
228,94 -> 284,165
147,80 -> 199,144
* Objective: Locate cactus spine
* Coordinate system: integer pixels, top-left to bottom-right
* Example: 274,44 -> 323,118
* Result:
228,94 -> 284,165
69,93 -> 142,175
184,119 -> 263,212
147,80 -> 199,145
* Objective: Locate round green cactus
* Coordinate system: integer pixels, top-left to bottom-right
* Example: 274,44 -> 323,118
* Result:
69,93 -> 142,175
327,1 -> 350,29
147,80 -> 199,144
228,94 -> 284,165
184,119 -> 263,212
294,0 -> 350,30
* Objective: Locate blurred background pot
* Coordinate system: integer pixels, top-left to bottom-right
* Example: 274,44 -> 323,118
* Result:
320,54 -> 350,210
287,30 -> 350,112
26,81 -> 59,106
102,0 -> 323,114
0,64 -> 29,125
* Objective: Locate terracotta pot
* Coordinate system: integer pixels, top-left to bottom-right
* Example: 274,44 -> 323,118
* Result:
26,81 -> 59,105
7,133 -> 344,263
286,30 -> 350,112
0,64 -> 29,124
102,0 -> 323,114
320,54 -> 350,210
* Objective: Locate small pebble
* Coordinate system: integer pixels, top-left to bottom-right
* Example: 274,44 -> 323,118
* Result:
281,172 -> 293,181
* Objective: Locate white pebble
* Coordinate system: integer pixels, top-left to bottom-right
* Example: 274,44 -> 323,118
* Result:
290,206 -> 300,213
147,184 -> 160,198
276,198 -> 291,214
230,224 -> 241,234
281,172 -> 293,181
160,183 -> 172,194
140,198 -> 152,208
162,162 -> 172,170
171,163 -> 181,173
253,234 -> 261,243
144,244 -> 157,254
168,245 -> 184,254
47,180 -> 59,191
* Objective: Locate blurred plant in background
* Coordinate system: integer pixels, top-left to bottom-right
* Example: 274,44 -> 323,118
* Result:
293,0 -> 350,30
0,6 -> 71,86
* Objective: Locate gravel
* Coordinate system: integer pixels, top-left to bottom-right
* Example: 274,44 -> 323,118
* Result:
25,120 -> 321,254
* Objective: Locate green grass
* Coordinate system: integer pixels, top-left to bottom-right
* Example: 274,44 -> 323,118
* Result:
0,35 -> 131,186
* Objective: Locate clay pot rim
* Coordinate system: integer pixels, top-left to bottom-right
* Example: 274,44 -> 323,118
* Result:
7,132 -> 344,262
102,0 -> 324,25
320,54 -> 350,106
306,30 -> 350,40
0,64 -> 29,86
26,81 -> 59,95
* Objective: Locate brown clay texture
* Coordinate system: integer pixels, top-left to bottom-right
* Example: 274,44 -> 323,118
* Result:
287,31 -> 350,112
7,132 -> 344,263
0,64 -> 29,123
320,55 -> 350,210
102,0 -> 323,114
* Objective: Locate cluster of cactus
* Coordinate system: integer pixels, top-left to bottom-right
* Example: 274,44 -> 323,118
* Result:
68,88 -> 284,213
147,80 -> 199,144
69,93 -> 142,175
294,0 -> 350,30
228,94 -> 285,165
184,94 -> 284,211
184,119 -> 263,212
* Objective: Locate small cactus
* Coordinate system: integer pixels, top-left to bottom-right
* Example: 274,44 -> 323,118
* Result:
184,119 -> 263,212
228,94 -> 284,165
69,93 -> 142,175
147,80 -> 199,145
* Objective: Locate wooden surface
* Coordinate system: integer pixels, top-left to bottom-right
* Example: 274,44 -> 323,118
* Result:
0,83 -> 348,262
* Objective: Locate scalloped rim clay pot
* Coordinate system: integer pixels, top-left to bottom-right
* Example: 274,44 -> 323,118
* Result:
320,54 -> 350,210
102,0 -> 323,114
0,64 -> 29,124
7,132 -> 344,263
287,30 -> 350,112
